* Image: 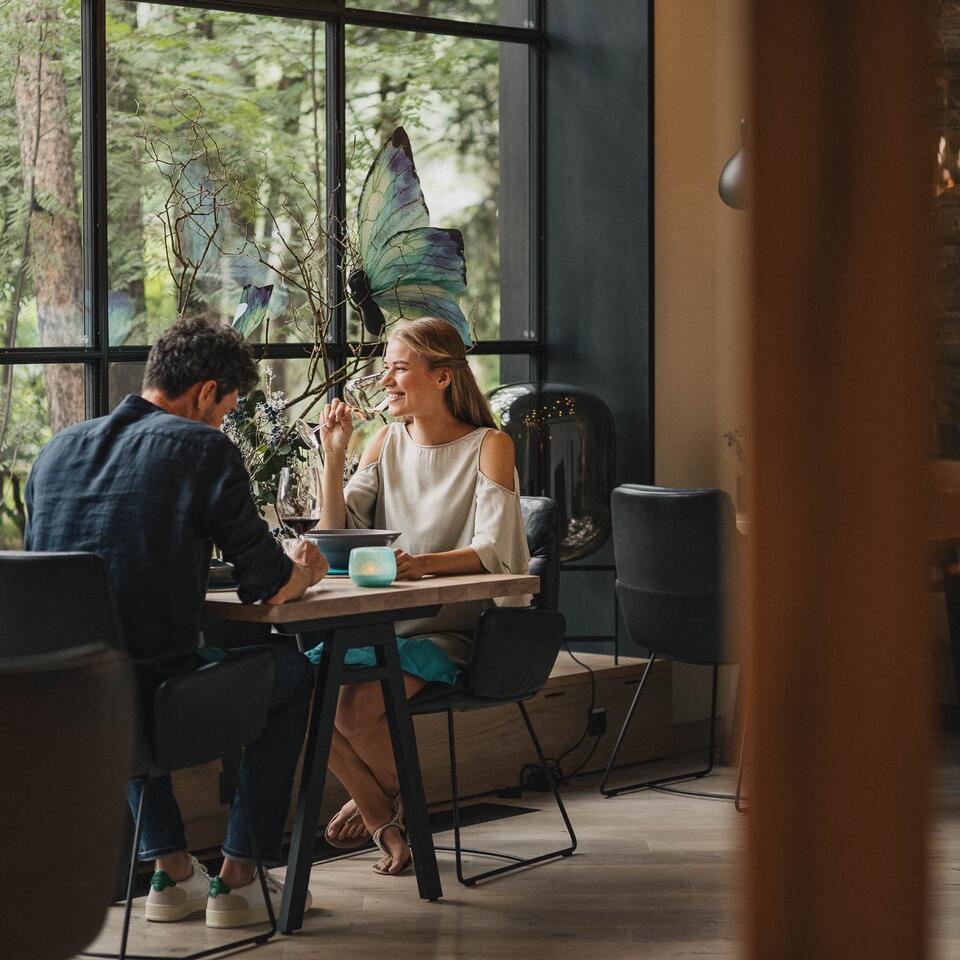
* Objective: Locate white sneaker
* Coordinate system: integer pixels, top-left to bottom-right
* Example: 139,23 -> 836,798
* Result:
144,856 -> 211,922
205,872 -> 310,929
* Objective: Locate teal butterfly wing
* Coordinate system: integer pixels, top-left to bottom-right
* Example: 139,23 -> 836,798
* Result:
108,291 -> 136,346
232,284 -> 274,338
358,127 -> 429,260
373,282 -> 472,347
366,227 -> 466,297
351,127 -> 470,343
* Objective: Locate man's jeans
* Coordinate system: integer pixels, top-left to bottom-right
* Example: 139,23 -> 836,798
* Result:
127,643 -> 312,867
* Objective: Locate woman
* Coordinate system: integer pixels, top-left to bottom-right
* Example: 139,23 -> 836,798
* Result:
312,316 -> 531,876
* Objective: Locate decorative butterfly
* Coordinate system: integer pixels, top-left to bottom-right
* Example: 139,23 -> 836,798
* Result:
232,284 -> 274,337
108,291 -> 136,346
347,127 -> 471,346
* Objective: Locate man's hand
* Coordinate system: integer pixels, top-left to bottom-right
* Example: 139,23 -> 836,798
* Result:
394,548 -> 427,581
267,538 -> 328,604
290,538 -> 328,586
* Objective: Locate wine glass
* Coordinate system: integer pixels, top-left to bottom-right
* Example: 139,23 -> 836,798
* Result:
276,464 -> 321,539
343,371 -> 390,422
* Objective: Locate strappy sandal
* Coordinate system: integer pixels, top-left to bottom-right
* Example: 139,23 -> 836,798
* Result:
324,803 -> 372,850
371,796 -> 412,876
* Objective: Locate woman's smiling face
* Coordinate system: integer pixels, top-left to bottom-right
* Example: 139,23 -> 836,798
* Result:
380,338 -> 448,418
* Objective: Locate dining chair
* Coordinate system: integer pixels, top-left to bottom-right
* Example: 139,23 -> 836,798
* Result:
599,485 -> 742,800
0,632 -> 134,960
0,551 -> 281,960
90,650 -> 279,960
408,496 -> 578,885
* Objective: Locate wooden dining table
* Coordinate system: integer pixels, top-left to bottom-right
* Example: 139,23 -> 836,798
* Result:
204,570 -> 539,935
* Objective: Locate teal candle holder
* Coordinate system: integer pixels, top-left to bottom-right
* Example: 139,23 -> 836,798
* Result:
348,546 -> 397,587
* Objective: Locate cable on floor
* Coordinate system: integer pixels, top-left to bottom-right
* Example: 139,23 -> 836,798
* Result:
507,641 -> 606,794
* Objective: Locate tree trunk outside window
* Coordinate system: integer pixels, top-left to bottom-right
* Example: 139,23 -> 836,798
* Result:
13,3 -> 84,433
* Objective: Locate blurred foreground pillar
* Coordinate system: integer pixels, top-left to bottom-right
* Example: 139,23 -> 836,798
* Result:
744,2 -> 933,958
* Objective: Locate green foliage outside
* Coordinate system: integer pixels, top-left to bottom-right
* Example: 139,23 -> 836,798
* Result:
0,0 -> 510,547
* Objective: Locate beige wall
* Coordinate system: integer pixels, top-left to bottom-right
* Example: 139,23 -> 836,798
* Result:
655,0 -> 749,497
654,2 -> 957,726
655,0 -> 749,723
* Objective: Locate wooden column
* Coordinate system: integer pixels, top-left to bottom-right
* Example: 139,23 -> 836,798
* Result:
744,3 -> 933,958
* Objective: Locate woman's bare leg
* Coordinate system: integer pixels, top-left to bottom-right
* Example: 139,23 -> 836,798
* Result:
334,673 -> 428,874
336,674 -> 427,796
326,728 -> 394,839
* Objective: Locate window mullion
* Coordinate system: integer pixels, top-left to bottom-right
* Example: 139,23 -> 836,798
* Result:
534,0 -> 546,381
81,0 -> 109,417
326,16 -> 347,396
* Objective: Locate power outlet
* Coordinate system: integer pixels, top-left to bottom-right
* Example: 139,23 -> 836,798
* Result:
588,706 -> 607,736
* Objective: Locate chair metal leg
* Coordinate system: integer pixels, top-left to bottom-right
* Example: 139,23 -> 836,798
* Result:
83,769 -> 276,960
601,662 -> 737,801
613,590 -> 620,665
119,778 -> 146,960
734,710 -> 749,813
236,781 -> 278,947
81,777 -> 145,960
599,654 -> 656,797
433,703 -> 577,887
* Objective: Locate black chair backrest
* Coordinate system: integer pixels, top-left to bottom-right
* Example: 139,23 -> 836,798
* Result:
148,652 -> 277,771
0,645 -> 134,960
520,496 -> 561,612
0,551 -> 124,658
462,497 -> 564,701
466,607 -> 566,701
612,485 -> 737,665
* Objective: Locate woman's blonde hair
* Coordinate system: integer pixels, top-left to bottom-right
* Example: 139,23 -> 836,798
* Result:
390,317 -> 497,429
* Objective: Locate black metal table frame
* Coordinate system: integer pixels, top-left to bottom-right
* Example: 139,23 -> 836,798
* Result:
277,603 -> 444,934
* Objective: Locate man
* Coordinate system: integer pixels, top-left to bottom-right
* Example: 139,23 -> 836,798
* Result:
25,317 -> 327,928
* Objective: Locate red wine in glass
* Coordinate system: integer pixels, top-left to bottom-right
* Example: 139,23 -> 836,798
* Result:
277,466 -> 321,539
284,515 -> 319,535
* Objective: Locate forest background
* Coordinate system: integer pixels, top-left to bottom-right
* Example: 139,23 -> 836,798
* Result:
0,0 -> 508,547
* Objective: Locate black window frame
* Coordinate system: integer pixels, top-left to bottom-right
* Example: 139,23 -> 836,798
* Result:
0,0 -> 545,419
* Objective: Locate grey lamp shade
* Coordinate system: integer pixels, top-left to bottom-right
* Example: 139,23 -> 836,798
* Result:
719,118 -> 748,210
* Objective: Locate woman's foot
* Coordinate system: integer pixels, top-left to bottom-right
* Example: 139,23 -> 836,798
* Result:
372,823 -> 412,876
369,796 -> 412,876
325,798 -> 371,848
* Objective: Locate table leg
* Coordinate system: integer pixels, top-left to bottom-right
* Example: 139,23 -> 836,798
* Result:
375,627 -> 443,901
279,630 -> 344,934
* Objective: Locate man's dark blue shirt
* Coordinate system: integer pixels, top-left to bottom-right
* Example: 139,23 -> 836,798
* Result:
24,395 -> 292,663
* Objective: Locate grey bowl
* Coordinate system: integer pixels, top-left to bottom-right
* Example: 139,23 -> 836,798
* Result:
303,529 -> 401,572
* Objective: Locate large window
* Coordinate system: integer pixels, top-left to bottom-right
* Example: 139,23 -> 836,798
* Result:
0,1 -> 543,547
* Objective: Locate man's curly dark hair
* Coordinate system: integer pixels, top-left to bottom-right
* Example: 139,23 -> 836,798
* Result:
142,316 -> 259,400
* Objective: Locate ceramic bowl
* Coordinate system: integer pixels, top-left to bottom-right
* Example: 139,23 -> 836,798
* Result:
303,529 -> 401,573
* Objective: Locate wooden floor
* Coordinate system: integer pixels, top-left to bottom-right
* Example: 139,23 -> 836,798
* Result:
932,736 -> 960,959
79,742 -> 960,959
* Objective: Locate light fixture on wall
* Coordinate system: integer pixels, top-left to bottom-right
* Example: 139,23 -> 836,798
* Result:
719,118 -> 748,210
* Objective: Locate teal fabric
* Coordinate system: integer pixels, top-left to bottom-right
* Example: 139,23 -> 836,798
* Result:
197,646 -> 228,664
304,636 -> 460,686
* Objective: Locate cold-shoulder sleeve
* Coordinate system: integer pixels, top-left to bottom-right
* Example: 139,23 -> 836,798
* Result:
343,462 -> 380,530
470,469 -> 532,608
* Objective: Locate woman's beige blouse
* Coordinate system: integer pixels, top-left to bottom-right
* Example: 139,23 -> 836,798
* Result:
342,422 -> 531,666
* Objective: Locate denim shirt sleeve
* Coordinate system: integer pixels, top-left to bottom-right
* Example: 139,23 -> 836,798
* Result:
204,437 -> 292,603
